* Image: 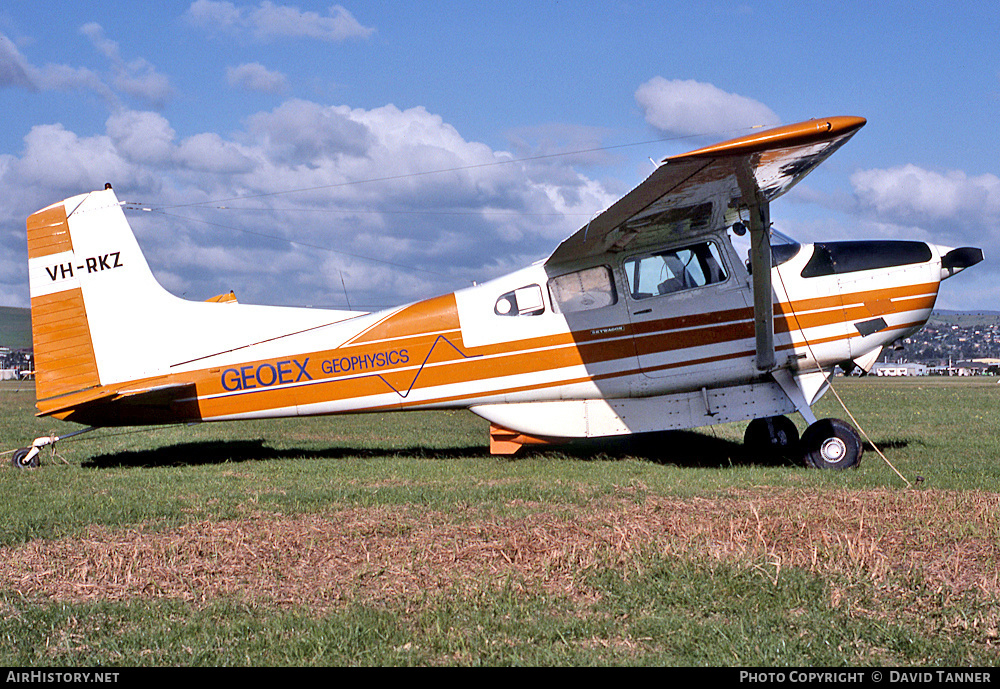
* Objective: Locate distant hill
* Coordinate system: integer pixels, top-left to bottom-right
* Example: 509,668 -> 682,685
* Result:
909,310 -> 1000,362
0,306 -> 31,349
927,310 -> 1000,327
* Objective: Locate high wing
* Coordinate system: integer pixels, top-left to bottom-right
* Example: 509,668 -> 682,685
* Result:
546,116 -> 867,266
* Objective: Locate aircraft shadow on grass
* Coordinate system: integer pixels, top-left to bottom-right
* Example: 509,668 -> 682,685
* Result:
80,430 -> 907,470
81,439 -> 485,469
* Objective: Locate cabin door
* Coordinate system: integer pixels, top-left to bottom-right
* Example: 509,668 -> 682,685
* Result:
622,238 -> 754,388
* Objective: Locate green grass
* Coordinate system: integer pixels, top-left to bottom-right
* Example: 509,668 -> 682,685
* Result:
1,378 -> 998,666
1,559 -> 991,666
0,306 -> 32,349
810,377 -> 1000,491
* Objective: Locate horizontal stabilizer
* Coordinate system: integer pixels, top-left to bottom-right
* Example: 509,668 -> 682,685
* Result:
37,382 -> 198,424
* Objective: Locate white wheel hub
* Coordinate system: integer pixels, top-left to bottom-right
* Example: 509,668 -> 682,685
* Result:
819,437 -> 846,464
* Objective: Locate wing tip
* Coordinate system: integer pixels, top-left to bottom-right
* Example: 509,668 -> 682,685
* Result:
666,116 -> 867,163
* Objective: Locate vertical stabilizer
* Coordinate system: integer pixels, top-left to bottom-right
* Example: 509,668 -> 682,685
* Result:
26,188 -> 170,405
26,187 -> 360,421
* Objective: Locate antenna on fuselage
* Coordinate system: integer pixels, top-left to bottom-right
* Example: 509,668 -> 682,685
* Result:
339,270 -> 352,311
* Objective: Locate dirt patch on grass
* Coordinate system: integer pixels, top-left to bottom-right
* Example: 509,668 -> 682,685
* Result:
1,488 -> 997,610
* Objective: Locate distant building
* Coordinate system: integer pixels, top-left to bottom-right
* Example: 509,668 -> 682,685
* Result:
872,362 -> 928,376
956,360 -> 994,376
927,360 -> 996,376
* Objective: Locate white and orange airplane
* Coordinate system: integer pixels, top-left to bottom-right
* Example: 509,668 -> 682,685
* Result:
14,116 -> 982,469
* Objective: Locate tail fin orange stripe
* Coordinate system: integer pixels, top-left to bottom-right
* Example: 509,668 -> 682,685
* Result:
30,288 -> 100,400
26,204 -> 73,260
27,198 -> 101,403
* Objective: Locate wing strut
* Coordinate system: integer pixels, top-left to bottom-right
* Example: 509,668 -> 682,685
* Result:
737,163 -> 775,371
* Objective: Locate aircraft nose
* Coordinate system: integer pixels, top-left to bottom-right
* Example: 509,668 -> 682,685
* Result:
934,244 -> 984,280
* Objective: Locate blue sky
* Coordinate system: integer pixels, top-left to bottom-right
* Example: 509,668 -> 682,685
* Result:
1,1 -> 998,311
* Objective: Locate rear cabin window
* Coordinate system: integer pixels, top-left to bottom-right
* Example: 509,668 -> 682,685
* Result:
624,242 -> 728,300
548,266 -> 617,313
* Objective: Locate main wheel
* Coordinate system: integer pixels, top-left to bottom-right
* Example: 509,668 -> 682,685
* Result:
800,418 -> 863,470
744,416 -> 800,457
11,447 -> 40,469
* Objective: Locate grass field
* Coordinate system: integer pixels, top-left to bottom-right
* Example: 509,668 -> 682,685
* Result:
0,377 -> 998,666
0,306 -> 32,350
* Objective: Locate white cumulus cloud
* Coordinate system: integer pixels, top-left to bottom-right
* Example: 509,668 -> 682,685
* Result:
850,164 -> 1000,234
9,124 -> 132,196
185,1 -> 375,42
80,23 -> 174,108
227,62 -> 288,93
106,111 -> 177,164
634,77 -> 780,137
0,99 -> 616,309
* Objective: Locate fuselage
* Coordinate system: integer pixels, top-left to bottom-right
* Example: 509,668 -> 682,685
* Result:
43,225 -> 966,436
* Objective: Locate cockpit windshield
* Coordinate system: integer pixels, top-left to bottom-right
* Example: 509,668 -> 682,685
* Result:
769,229 -> 802,266
729,223 -> 802,270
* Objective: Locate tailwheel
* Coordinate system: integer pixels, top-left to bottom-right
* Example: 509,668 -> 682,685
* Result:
800,418 -> 863,470
11,447 -> 40,469
744,415 -> 799,458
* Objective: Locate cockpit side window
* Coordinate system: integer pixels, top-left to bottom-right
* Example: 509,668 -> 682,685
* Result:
624,242 -> 728,300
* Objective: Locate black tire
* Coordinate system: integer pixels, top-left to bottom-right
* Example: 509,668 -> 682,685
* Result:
800,418 -> 863,470
744,416 -> 800,456
11,447 -> 39,469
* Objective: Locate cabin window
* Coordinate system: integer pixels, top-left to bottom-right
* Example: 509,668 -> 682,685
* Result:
548,266 -> 617,314
624,242 -> 728,300
495,284 -> 545,316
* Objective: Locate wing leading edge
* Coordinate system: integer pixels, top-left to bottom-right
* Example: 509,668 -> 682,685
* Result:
546,116 -> 866,266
